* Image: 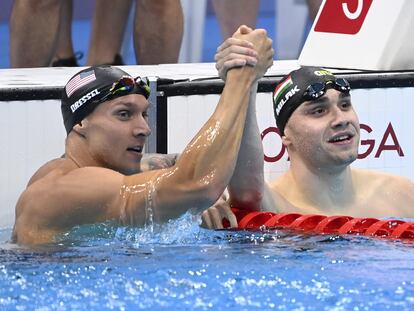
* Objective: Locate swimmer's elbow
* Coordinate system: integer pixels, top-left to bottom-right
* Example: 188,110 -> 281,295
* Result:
13,212 -> 54,246
229,190 -> 264,211
197,175 -> 231,206
13,191 -> 56,245
180,181 -> 226,210
203,185 -> 227,207
13,226 -> 56,246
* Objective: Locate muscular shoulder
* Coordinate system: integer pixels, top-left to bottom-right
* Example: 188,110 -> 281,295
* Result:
18,158 -> 79,221
353,168 -> 414,217
28,166 -> 124,205
13,166 -> 126,245
17,167 -> 124,221
27,158 -> 74,186
353,168 -> 414,190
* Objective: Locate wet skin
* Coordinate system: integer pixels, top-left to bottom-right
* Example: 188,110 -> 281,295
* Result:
72,94 -> 151,175
283,89 -> 360,174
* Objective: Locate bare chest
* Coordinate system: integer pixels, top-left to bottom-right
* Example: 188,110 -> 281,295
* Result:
273,185 -> 407,218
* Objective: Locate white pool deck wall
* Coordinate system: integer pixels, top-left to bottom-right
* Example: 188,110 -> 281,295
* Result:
1,62 -> 414,228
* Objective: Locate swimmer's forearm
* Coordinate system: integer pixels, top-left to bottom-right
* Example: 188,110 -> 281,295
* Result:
228,81 -> 264,210
170,68 -> 256,204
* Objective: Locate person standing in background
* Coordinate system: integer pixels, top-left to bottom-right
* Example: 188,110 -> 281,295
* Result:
10,0 -> 183,68
213,0 -> 260,39
212,0 -> 323,40
10,0 -> 62,67
87,0 -> 183,65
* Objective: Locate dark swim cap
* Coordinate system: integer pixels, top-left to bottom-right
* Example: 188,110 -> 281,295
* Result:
61,65 -> 150,134
272,66 -> 338,136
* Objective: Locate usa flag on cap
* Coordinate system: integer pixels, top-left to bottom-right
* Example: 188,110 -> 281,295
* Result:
65,70 -> 96,98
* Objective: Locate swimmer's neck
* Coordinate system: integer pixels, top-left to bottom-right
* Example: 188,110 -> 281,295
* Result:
286,161 -> 356,211
64,133 -> 102,169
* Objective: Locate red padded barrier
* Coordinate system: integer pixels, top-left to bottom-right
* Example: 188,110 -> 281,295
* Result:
314,216 -> 353,234
290,215 -> 327,231
391,222 -> 414,239
238,212 -> 275,229
364,220 -> 405,237
268,213 -> 302,227
338,217 -> 379,234
224,208 -> 414,242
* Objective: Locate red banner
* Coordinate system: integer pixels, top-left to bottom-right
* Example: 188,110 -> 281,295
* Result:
314,0 -> 373,35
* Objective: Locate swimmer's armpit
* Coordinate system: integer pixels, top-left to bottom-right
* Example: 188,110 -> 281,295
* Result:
140,153 -> 179,171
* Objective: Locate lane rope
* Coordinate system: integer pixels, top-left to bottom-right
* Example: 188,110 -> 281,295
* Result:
222,209 -> 414,241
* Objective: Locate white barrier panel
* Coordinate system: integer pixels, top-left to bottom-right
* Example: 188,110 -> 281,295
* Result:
168,87 -> 414,181
0,100 -> 65,228
299,0 -> 414,70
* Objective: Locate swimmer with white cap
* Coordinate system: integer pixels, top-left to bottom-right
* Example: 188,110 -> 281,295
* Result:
202,64 -> 414,228
12,26 -> 274,245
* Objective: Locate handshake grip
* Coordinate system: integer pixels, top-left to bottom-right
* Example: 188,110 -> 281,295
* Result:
235,29 -> 274,79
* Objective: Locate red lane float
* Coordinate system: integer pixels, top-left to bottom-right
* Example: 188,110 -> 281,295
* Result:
224,209 -> 414,242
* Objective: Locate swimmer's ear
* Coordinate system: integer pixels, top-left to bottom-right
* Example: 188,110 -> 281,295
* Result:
281,134 -> 291,147
72,120 -> 88,137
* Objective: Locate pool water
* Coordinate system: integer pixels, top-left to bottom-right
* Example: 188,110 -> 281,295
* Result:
1,213 -> 414,310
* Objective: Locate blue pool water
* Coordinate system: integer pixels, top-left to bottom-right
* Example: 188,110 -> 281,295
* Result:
1,213 -> 414,310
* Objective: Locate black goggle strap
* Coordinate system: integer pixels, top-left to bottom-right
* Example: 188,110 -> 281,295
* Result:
135,76 -> 151,99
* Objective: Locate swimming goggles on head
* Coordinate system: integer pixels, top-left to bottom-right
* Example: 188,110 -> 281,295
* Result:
102,76 -> 151,101
302,78 -> 350,101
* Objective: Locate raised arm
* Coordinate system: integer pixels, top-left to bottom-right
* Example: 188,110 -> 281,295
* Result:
212,28 -> 266,210
121,28 -> 274,223
202,27 -> 277,229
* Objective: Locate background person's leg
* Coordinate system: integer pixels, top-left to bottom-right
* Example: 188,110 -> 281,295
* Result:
87,0 -> 132,65
134,0 -> 183,64
306,0 -> 323,21
10,0 -> 61,67
212,0 -> 259,39
52,0 -> 78,66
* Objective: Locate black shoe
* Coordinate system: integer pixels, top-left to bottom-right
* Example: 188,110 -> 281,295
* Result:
108,54 -> 125,66
51,51 -> 83,67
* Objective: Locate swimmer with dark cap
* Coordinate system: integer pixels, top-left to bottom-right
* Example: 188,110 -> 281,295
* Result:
12,26 -> 274,245
202,65 -> 414,228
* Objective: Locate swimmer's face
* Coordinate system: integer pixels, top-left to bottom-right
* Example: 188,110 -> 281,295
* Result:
79,93 -> 151,175
283,89 -> 360,171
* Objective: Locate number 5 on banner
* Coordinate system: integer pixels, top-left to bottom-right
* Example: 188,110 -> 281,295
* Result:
343,0 -> 363,20
314,0 -> 373,35
299,0 -> 414,70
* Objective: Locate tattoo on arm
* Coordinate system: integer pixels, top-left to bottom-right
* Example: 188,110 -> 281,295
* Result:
141,153 -> 179,171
